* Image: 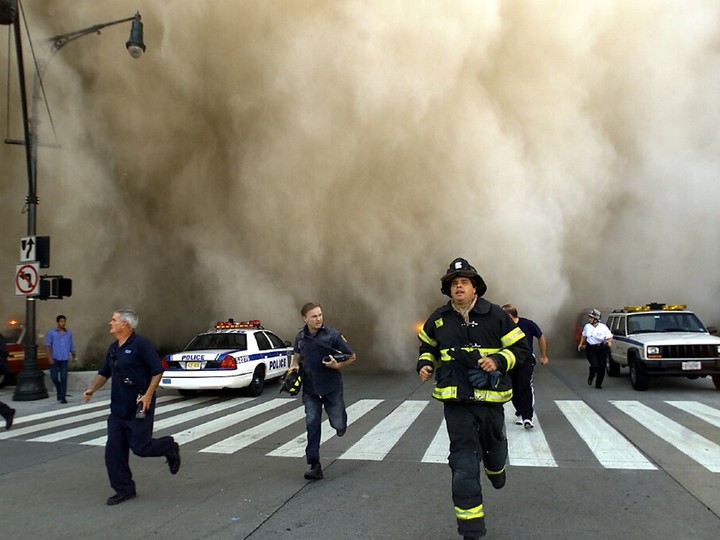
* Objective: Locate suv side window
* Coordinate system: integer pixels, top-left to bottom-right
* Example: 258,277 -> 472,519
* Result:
609,315 -> 625,336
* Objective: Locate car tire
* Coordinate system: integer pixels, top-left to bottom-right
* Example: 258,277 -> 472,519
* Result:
606,355 -> 621,377
247,367 -> 265,397
178,389 -> 197,397
629,359 -> 649,391
712,374 -> 720,391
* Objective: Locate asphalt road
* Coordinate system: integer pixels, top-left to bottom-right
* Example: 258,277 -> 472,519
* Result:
1,357 -> 718,540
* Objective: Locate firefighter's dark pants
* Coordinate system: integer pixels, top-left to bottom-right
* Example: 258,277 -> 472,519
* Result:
585,344 -> 608,388
105,412 -> 175,496
444,401 -> 507,537
510,355 -> 536,421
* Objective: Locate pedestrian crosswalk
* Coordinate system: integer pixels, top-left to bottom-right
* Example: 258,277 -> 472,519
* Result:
2,396 -> 719,473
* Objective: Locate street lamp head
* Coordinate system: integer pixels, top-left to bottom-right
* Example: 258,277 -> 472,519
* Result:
0,0 -> 17,26
125,13 -> 146,58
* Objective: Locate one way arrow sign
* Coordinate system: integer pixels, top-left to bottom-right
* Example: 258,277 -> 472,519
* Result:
20,236 -> 36,261
19,236 -> 50,267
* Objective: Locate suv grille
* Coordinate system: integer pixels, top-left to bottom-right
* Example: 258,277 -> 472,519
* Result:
657,344 -> 719,359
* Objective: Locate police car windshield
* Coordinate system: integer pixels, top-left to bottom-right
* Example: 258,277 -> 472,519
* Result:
628,313 -> 706,333
185,333 -> 248,351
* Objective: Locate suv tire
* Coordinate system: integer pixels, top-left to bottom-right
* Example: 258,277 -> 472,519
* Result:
629,358 -> 649,391
606,354 -> 621,377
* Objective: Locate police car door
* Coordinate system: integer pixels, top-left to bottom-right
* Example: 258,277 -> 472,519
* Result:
255,331 -> 288,378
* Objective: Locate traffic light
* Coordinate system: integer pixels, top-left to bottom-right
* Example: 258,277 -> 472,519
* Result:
51,277 -> 72,298
38,276 -> 72,299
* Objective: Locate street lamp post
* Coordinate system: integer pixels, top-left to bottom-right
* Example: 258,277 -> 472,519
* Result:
2,2 -> 146,401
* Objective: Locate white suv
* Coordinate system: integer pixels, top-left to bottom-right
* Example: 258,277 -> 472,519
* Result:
606,303 -> 720,391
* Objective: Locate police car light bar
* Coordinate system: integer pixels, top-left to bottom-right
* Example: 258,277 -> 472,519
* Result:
623,304 -> 687,312
214,319 -> 263,329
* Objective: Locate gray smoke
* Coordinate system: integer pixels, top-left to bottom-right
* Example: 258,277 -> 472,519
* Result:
2,0 -> 720,368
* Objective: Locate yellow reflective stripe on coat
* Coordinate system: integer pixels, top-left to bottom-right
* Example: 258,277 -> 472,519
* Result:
419,352 -> 437,366
432,386 -> 457,400
473,388 -> 512,403
502,327 -> 525,348
418,329 -> 437,347
432,386 -> 512,403
496,348 -> 517,370
455,503 -> 484,520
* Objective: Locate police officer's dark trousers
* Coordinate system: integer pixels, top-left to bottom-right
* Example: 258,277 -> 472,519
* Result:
106,411 -> 174,496
585,344 -> 607,388
444,400 -> 507,537
510,355 -> 535,420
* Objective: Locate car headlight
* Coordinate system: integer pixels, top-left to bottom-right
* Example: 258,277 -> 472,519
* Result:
716,345 -> 720,355
647,346 -> 660,356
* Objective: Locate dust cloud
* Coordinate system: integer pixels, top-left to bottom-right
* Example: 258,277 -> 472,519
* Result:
2,1 -> 720,368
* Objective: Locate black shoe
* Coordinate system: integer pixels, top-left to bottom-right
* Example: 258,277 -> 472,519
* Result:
336,426 -> 346,437
60,399 -> 67,404
4,408 -> 15,430
106,492 -> 136,506
166,442 -> 181,474
488,470 -> 506,489
596,385 -> 603,389
587,374 -> 594,386
304,462 -> 323,480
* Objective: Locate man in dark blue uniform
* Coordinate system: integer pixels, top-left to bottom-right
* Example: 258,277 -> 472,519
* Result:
288,302 -> 356,480
83,309 -> 181,505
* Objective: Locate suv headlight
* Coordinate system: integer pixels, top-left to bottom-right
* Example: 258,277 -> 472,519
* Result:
716,345 -> 720,355
647,346 -> 660,357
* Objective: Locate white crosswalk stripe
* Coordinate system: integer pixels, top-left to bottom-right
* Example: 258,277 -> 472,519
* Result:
611,400 -> 720,473
3,397 -> 719,473
268,399 -> 383,458
503,405 -> 558,467
557,400 -> 655,470
340,400 -> 428,461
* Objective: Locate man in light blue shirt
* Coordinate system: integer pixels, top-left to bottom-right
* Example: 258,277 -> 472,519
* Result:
45,315 -> 76,403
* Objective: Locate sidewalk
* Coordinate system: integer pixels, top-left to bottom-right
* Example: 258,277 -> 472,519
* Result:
0,371 -> 111,416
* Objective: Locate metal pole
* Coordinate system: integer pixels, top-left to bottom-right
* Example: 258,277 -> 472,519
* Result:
12,9 -> 47,400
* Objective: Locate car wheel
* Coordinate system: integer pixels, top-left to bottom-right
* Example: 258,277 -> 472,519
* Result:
712,374 -> 720,391
247,367 -> 265,397
178,389 -> 197,397
629,360 -> 649,391
606,355 -> 620,377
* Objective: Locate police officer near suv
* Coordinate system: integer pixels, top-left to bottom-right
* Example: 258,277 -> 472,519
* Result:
417,258 -> 528,540
578,308 -> 613,389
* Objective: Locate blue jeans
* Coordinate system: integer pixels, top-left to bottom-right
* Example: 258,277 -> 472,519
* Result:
49,360 -> 69,401
302,386 -> 347,465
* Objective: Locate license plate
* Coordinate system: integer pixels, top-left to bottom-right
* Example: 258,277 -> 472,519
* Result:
186,361 -> 201,370
162,378 -> 171,384
682,361 -> 701,370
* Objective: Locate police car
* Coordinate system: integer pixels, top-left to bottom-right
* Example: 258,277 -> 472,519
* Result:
606,303 -> 720,391
160,320 -> 292,396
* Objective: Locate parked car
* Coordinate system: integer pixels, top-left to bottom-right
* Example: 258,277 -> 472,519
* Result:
606,303 -> 720,391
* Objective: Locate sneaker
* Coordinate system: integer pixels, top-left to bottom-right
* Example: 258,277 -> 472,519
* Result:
487,470 -> 506,490
514,415 -> 522,425
304,462 -> 323,480
166,441 -> 181,474
523,419 -> 534,429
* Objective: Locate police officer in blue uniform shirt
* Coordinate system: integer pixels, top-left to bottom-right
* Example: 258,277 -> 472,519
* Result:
288,302 -> 356,481
83,309 -> 181,505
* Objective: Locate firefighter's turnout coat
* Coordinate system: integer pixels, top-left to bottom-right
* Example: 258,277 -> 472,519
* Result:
417,298 -> 528,402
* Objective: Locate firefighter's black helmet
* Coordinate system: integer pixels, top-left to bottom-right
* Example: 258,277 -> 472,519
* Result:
440,257 -> 487,297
